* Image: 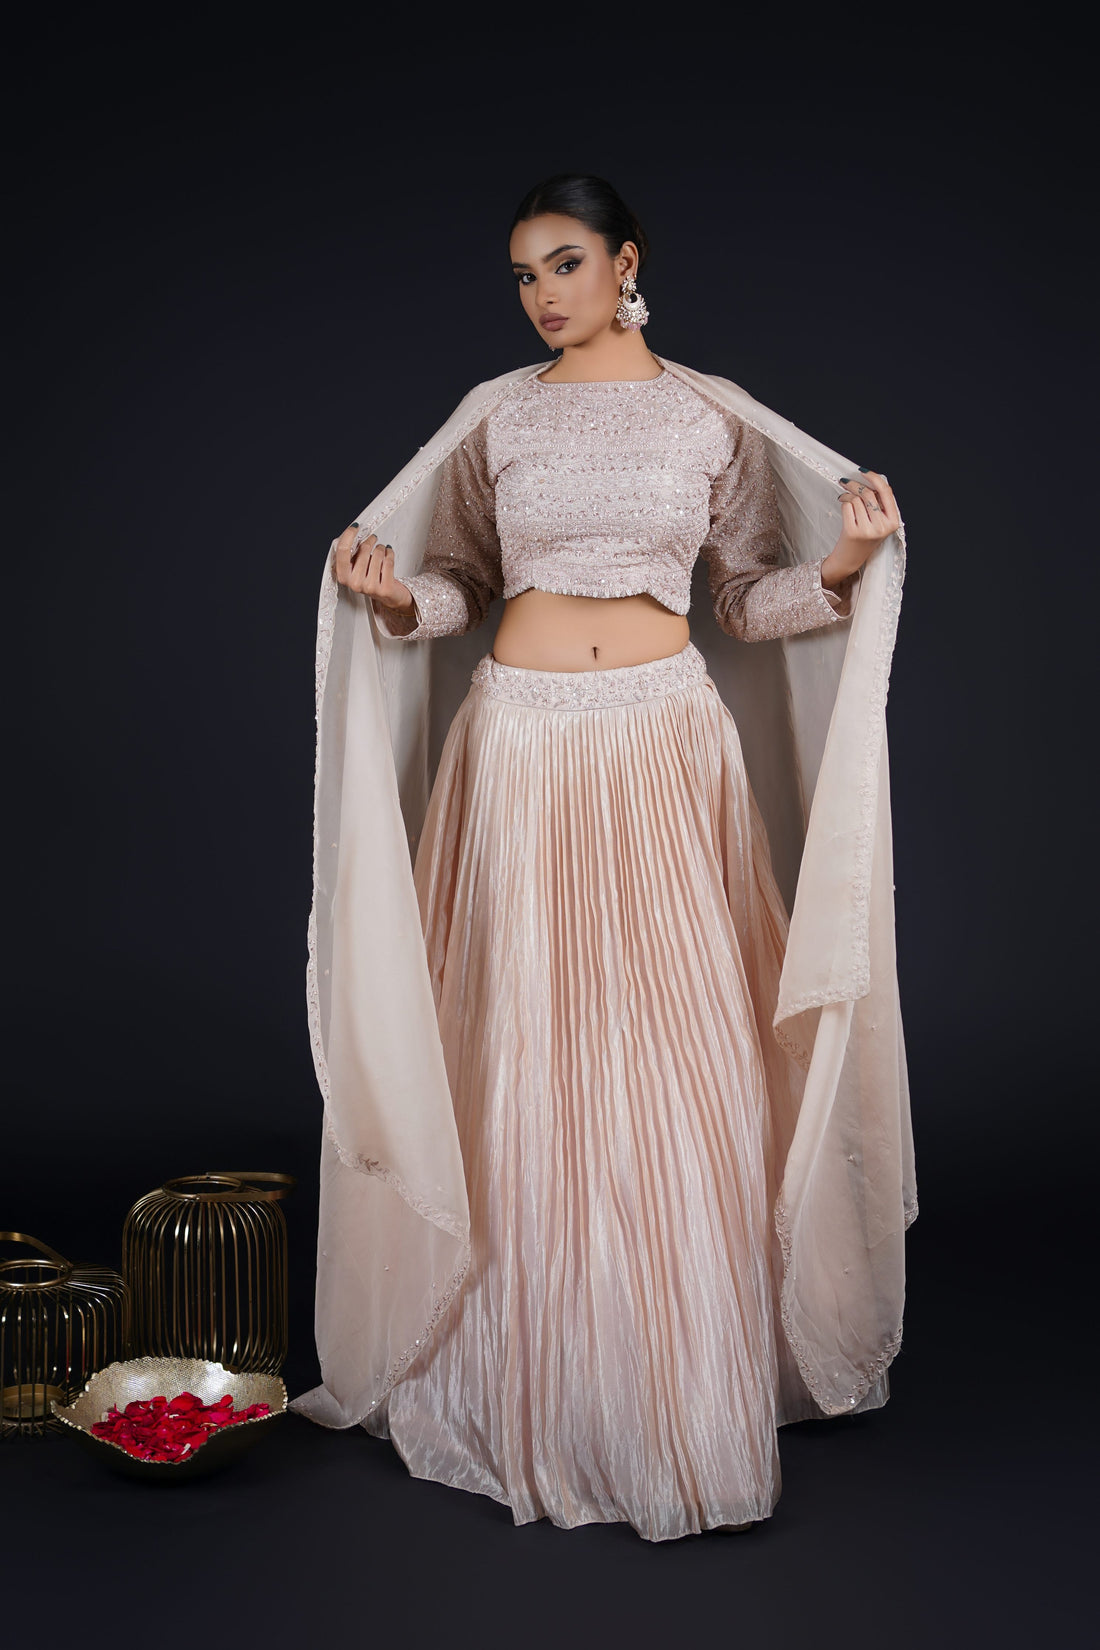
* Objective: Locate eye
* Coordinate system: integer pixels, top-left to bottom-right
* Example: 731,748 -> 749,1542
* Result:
513,258 -> 582,287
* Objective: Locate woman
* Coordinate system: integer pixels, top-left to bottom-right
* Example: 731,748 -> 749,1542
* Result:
289,174 -> 917,1542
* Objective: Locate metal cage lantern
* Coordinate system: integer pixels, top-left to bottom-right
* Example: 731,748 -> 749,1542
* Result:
1,1232 -> 131,1438
122,1172 -> 294,1374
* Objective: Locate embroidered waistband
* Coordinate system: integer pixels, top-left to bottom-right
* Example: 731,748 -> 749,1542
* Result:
470,640 -> 708,709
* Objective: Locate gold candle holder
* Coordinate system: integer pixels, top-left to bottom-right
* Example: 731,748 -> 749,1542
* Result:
121,1172 -> 293,1374
1,1232 -> 131,1438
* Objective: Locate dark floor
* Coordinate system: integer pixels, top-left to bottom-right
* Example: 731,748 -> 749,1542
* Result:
2,1139 -> 1090,1650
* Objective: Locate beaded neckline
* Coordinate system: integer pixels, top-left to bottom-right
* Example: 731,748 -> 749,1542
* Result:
532,367 -> 669,388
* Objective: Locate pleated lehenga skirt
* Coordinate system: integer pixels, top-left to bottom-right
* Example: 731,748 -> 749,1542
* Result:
361,638 -> 820,1541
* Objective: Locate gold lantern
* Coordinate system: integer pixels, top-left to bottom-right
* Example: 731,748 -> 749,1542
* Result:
122,1172 -> 294,1374
1,1232 -> 131,1438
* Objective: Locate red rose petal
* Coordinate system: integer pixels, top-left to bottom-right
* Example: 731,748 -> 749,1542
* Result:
88,1389 -> 271,1461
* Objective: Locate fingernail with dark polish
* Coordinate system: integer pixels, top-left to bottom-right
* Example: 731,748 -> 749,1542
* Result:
839,477 -> 849,484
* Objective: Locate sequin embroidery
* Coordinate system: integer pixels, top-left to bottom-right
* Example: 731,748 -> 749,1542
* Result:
472,638 -> 710,709
373,372 -> 856,643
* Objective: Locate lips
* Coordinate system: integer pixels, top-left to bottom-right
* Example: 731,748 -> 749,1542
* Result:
540,313 -> 567,331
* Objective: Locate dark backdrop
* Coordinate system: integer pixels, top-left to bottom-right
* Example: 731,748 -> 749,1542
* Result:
5,15 -> 1091,1648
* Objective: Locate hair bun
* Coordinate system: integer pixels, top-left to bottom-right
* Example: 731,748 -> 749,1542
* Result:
511,174 -> 650,271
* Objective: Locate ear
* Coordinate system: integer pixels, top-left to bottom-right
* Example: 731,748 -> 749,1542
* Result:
616,240 -> 640,280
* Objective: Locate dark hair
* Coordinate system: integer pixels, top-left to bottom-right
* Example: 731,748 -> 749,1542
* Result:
510,173 -> 650,272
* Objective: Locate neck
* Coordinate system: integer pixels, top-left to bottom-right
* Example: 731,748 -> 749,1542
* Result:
544,328 -> 661,382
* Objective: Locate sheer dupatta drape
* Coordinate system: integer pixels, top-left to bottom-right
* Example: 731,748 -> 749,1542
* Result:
289,357 -> 917,1431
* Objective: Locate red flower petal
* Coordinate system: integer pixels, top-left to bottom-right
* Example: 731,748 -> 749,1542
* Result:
87,1389 -> 271,1460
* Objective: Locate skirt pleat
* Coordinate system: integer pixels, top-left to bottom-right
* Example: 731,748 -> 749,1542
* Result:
368,641 -> 811,1540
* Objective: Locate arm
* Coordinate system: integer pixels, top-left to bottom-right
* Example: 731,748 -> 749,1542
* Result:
371,417 -> 503,640
700,416 -> 859,645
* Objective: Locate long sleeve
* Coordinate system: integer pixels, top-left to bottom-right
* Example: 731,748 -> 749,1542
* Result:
701,415 -> 859,644
373,416 -> 503,640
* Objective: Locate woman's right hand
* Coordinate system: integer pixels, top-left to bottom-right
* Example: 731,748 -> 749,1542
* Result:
333,525 -> 415,613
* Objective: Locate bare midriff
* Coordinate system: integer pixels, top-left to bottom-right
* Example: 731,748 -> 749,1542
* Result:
490,589 -> 691,671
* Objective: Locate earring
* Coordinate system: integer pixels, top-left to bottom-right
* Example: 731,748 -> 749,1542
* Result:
615,273 -> 650,331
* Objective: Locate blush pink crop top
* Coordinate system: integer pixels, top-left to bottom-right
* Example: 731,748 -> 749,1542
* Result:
373,369 -> 857,644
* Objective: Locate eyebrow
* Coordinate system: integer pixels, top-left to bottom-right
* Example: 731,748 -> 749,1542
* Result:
510,244 -> 584,269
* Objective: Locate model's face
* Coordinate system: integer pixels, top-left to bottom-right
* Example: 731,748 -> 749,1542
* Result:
509,214 -> 636,347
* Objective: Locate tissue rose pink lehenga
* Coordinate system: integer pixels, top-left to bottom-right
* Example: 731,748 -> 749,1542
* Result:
288,354 -> 917,1541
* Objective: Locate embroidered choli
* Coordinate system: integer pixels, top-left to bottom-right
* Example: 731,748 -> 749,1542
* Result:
372,370 -> 857,644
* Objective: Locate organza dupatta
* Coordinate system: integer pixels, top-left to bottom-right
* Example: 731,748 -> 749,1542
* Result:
289,357 -> 917,1431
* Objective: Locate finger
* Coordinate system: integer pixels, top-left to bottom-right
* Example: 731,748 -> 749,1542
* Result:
841,473 -> 888,516
856,469 -> 899,522
334,524 -> 361,581
853,480 -> 885,513
353,533 -> 381,582
851,481 -> 897,532
362,542 -> 395,595
337,525 -> 378,577
376,544 -> 397,591
846,494 -> 875,534
850,487 -> 897,537
863,488 -> 900,533
840,497 -> 868,536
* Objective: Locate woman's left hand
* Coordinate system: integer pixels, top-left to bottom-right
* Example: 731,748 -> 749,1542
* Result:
822,469 -> 902,587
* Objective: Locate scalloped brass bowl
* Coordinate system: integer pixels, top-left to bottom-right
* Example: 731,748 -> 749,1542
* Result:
50,1356 -> 287,1482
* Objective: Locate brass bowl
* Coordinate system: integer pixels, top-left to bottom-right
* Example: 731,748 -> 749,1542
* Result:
50,1356 -> 286,1482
